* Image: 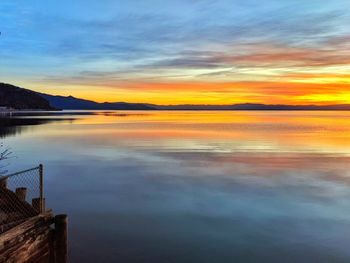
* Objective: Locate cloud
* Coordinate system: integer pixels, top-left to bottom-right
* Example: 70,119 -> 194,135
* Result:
2,0 -> 350,104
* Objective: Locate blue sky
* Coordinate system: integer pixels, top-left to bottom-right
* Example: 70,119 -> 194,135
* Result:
1,0 -> 350,104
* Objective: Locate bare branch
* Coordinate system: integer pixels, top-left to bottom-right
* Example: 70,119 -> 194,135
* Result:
0,142 -> 12,175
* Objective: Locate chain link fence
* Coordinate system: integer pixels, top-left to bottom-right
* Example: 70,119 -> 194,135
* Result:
0,165 -> 44,233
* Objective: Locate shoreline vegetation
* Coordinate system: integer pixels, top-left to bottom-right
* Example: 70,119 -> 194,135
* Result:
2,82 -> 350,111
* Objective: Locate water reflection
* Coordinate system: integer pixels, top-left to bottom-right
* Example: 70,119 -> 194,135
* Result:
3,111 -> 350,262
0,110 -> 143,138
0,117 -> 76,138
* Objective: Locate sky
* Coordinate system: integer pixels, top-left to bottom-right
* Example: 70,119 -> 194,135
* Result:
1,0 -> 350,105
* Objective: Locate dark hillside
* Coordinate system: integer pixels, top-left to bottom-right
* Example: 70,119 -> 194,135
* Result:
40,93 -> 156,110
0,83 -> 55,110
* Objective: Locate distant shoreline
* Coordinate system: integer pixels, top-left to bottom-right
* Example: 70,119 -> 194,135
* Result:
2,83 -> 350,112
40,93 -> 350,111
2,109 -> 350,113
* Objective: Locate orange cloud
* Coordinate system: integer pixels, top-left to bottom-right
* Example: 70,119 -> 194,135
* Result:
49,80 -> 348,105
26,36 -> 350,105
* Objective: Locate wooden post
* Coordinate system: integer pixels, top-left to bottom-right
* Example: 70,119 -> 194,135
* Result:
32,198 -> 45,213
0,177 -> 7,188
49,228 -> 56,263
15,187 -> 27,201
55,214 -> 68,263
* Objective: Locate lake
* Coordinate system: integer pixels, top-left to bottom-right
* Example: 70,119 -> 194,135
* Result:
2,110 -> 350,262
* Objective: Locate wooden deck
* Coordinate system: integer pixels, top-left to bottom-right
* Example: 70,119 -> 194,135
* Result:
0,213 -> 54,263
0,178 -> 67,263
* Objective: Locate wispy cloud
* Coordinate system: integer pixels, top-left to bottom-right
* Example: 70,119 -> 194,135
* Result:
1,0 -> 350,104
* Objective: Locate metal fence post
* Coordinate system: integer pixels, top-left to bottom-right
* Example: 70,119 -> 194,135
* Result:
39,164 -> 44,213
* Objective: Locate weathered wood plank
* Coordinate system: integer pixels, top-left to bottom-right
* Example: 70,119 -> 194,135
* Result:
0,224 -> 51,254
0,236 -> 51,262
0,227 -> 53,263
0,213 -> 53,245
0,210 -> 68,263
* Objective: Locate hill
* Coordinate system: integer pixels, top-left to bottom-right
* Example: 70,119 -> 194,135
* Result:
152,103 -> 350,110
38,92 -> 350,111
40,93 -> 156,110
0,83 -> 55,110
2,82 -> 350,111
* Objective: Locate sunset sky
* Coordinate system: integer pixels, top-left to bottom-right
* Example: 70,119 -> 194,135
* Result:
1,0 -> 350,105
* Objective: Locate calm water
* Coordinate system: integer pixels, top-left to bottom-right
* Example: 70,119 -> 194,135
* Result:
2,111 -> 350,262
